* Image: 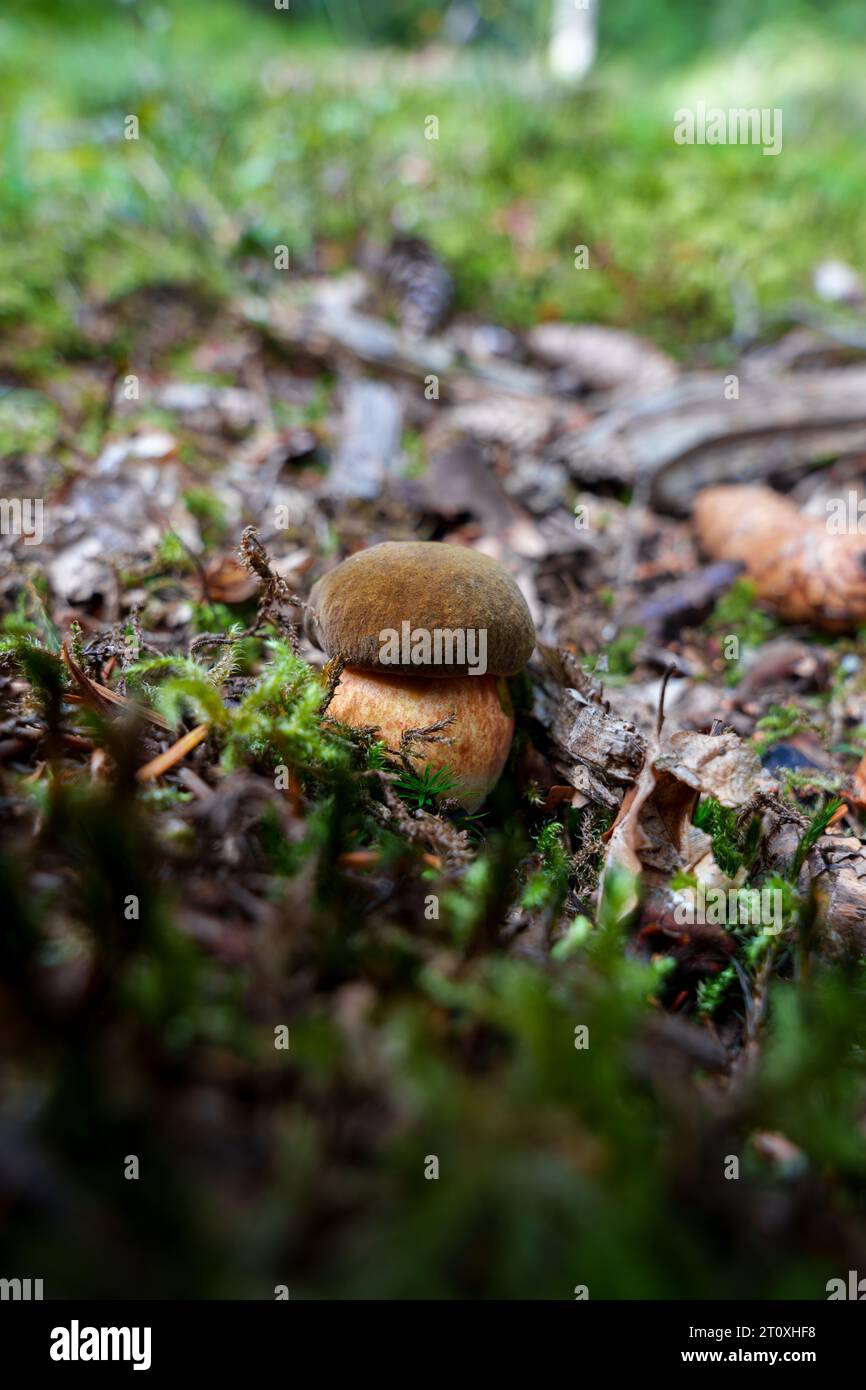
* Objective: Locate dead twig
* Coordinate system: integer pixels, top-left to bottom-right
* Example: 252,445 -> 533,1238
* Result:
396,712 -> 456,774
371,775 -> 472,868
655,662 -> 681,738
238,525 -> 306,648
319,655 -> 348,716
61,641 -> 173,731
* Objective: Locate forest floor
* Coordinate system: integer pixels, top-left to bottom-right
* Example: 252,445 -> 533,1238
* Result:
3,3 -> 866,1299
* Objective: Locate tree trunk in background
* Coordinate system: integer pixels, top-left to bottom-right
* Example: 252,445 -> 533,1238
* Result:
548,0 -> 598,83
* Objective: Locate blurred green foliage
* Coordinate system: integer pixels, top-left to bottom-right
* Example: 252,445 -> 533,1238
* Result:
4,631 -> 866,1298
1,0 -> 865,365
259,0 -> 866,58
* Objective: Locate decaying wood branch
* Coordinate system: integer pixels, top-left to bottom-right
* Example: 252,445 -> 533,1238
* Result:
549,367 -> 866,509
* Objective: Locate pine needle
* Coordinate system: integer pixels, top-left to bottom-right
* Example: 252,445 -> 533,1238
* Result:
135,725 -> 209,782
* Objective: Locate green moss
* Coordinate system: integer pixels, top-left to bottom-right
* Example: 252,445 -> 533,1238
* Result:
693,795 -> 760,877
520,819 -> 572,913
752,702 -> 810,754
2,6 -> 866,361
707,580 -> 779,674
394,763 -> 458,809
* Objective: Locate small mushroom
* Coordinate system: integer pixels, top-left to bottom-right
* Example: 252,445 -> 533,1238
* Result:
306,542 -> 535,809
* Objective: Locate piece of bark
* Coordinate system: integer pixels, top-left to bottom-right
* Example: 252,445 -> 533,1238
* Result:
529,646 -> 645,810
760,814 -> 866,954
565,702 -> 648,785
253,289 -> 547,396
549,367 -> 866,507
693,484 -> 866,630
813,840 -> 866,957
330,378 -> 403,500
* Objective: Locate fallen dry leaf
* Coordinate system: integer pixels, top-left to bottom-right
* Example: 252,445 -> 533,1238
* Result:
600,722 -> 772,921
693,484 -> 866,629
61,642 -> 173,731
204,554 -> 260,604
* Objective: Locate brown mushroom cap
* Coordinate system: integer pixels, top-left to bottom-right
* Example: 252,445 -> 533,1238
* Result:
306,542 -> 535,676
328,669 -> 514,811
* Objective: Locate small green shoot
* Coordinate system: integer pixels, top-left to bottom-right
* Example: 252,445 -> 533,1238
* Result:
394,764 -> 457,810
791,797 -> 843,880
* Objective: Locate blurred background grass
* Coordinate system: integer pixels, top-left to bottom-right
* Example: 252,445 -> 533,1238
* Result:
1,0 -> 865,365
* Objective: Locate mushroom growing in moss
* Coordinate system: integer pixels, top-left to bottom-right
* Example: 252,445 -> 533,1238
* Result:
306,542 -> 535,810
